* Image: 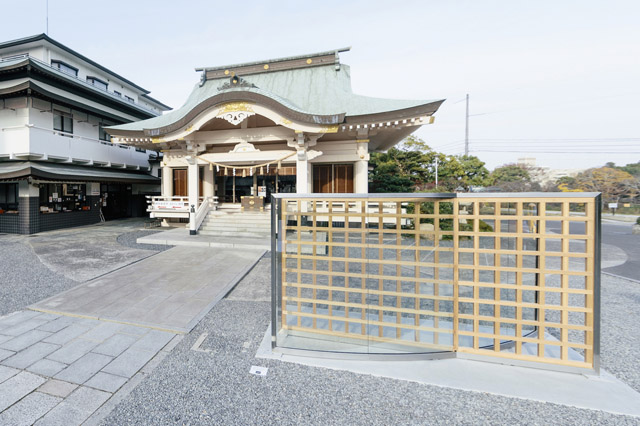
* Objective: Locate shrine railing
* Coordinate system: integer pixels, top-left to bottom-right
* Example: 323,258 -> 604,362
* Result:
270,193 -> 600,373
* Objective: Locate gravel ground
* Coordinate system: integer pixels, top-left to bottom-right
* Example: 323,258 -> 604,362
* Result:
102,257 -> 640,425
0,239 -> 78,316
116,230 -> 174,252
600,275 -> 640,393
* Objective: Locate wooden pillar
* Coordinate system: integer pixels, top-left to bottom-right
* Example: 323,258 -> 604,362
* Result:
355,140 -> 369,194
295,132 -> 308,194
162,165 -> 172,197
204,164 -> 215,198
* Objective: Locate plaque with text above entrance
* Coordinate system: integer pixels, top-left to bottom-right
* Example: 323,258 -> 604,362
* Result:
241,196 -> 264,212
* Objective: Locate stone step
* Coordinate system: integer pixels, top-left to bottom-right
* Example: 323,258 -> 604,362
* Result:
200,225 -> 271,233
202,222 -> 270,229
204,215 -> 270,221
199,230 -> 270,238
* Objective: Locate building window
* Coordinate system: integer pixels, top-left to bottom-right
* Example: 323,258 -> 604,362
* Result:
98,123 -> 111,142
53,110 -> 73,135
87,76 -> 108,91
39,183 -> 88,213
113,91 -> 121,97
0,183 -> 19,212
135,147 -> 146,153
124,95 -> 135,103
51,60 -> 78,77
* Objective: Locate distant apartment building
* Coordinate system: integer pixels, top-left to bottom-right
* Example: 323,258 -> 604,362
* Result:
516,157 -> 583,186
0,34 -> 170,234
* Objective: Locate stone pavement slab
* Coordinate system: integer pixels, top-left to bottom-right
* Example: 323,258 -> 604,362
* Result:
35,386 -> 110,425
101,347 -> 155,378
0,371 -> 47,411
3,342 -> 60,369
0,348 -> 14,361
0,311 -> 41,330
54,353 -> 113,385
0,330 -> 51,352
0,365 -> 20,382
42,324 -> 90,345
38,379 -> 78,398
84,372 -> 127,393
0,391 -> 62,426
32,246 -> 265,333
92,333 -> 138,357
27,359 -> 67,377
47,339 -> 98,364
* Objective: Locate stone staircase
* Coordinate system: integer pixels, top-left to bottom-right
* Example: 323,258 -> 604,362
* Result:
198,208 -> 271,240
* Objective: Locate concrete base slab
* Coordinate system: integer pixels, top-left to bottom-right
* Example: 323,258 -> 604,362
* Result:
257,326 -> 640,418
31,247 -> 265,333
137,227 -> 270,250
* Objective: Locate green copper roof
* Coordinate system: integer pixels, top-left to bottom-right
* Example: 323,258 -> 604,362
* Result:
110,61 -> 443,133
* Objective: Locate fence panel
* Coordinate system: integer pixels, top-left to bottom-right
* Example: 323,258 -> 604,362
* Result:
272,193 -> 600,371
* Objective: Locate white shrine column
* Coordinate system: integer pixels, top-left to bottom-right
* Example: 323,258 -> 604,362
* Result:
187,156 -> 199,235
162,164 -> 172,197
355,139 -> 370,193
203,164 -> 215,199
295,132 -> 309,194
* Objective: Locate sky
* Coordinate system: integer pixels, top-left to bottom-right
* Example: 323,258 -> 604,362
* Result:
1,0 -> 639,171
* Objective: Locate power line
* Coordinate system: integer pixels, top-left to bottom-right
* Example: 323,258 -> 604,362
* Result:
470,138 -> 640,142
471,149 -> 640,154
465,94 -> 470,156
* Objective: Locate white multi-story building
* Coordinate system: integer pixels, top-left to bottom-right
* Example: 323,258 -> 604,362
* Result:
0,34 -> 170,234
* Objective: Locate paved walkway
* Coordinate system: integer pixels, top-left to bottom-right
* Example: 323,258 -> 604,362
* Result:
0,243 -> 265,424
32,246 -> 265,333
0,310 -> 180,425
137,227 -> 270,250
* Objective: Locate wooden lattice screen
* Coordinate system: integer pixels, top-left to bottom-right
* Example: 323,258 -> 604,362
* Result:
274,194 -> 599,370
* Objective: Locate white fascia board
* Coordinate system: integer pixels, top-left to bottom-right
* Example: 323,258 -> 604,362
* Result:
33,80 -> 141,122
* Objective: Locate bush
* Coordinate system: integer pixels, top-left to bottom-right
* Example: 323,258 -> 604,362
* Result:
636,217 -> 640,225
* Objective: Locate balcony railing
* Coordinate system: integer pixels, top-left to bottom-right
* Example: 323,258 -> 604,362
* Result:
271,192 -> 601,373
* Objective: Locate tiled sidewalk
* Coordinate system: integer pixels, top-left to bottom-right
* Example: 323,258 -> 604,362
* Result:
0,310 -> 178,425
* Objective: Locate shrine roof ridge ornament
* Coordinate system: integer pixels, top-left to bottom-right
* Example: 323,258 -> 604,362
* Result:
196,47 -> 351,80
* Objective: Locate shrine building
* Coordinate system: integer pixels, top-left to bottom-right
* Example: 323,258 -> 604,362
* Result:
107,48 -> 443,231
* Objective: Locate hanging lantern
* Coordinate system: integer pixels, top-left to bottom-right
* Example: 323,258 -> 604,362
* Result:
216,165 -> 220,172
250,167 -> 253,177
242,169 -> 246,178
277,161 -> 281,169
224,167 -> 228,176
266,164 -> 270,174
260,167 -> 263,175
233,168 -> 236,176
209,163 -> 213,171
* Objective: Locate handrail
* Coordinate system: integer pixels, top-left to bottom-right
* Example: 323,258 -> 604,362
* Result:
194,196 -> 217,231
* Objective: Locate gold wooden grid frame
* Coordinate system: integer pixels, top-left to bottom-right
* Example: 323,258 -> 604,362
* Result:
272,193 -> 600,371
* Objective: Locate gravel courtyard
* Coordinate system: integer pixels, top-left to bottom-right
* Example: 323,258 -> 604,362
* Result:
1,220 -> 639,425
103,252 -> 640,425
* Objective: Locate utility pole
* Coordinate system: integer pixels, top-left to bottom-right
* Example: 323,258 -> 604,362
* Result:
434,157 -> 439,188
464,93 -> 469,156
46,0 -> 49,34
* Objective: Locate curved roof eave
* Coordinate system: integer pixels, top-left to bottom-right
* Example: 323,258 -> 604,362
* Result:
108,90 -> 346,137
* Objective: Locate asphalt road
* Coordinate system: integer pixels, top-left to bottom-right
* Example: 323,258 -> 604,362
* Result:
600,221 -> 640,281
546,220 -> 639,281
